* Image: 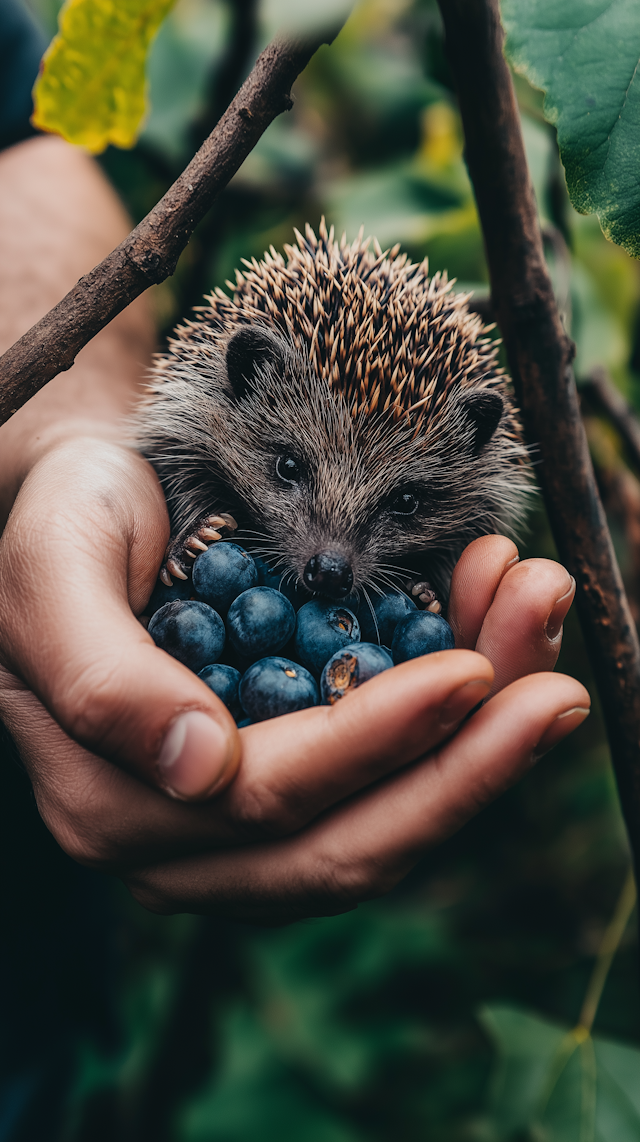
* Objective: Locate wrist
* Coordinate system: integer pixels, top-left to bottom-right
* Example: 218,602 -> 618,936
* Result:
0,137 -> 155,530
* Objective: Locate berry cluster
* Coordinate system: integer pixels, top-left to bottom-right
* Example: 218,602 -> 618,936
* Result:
147,543 -> 455,724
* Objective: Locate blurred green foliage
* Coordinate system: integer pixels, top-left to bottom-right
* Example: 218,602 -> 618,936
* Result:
26,0 -> 640,1138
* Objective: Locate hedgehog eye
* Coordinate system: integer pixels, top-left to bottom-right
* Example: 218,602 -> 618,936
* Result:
390,491 -> 419,517
276,455 -> 302,485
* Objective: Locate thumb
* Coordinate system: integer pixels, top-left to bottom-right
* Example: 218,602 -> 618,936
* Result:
0,441 -> 240,801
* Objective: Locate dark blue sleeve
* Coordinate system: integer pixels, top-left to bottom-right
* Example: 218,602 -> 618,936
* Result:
0,0 -> 48,151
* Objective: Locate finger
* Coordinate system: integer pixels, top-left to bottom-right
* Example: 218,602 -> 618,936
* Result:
126,672 -> 590,922
2,648 -> 494,869
0,676 -> 239,868
448,535 -> 519,649
222,649 -> 494,833
0,441 -> 239,800
475,558 -> 575,695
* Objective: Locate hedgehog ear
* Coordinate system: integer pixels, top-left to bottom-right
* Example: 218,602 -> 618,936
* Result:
225,327 -> 285,399
461,390 -> 504,453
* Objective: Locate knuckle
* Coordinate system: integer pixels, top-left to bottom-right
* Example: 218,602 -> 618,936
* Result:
313,847 -> 391,908
58,826 -> 112,870
54,659 -> 128,749
34,767 -> 132,873
230,777 -> 307,840
124,872 -> 176,915
40,803 -> 117,870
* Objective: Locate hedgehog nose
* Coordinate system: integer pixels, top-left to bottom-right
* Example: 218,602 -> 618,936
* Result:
304,552 -> 354,598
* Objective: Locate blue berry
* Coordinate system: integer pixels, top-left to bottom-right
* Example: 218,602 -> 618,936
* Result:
148,600 -> 225,672
198,663 -> 242,718
192,542 -> 257,616
253,555 -> 308,610
239,657 -> 319,721
294,599 -> 361,677
391,611 -> 455,663
146,574 -> 192,617
358,591 -> 416,645
321,643 -> 393,704
226,587 -> 296,660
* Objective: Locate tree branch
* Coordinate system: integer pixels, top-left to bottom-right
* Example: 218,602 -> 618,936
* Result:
584,410 -> 640,628
0,26 -> 343,425
437,0 -> 640,874
582,366 -> 640,479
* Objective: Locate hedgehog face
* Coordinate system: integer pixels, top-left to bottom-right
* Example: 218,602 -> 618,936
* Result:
138,324 -> 527,603
135,223 -> 531,604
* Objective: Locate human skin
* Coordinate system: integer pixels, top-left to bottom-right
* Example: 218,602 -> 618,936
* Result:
0,136 -> 589,923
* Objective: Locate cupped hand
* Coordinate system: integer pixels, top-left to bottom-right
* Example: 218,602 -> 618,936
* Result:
0,440 -> 589,920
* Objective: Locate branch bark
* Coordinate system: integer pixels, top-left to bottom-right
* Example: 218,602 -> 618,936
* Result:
437,0 -> 640,875
0,26 -> 342,425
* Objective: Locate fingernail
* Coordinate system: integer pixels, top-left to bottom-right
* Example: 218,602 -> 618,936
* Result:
533,706 -> 590,760
157,711 -> 235,800
439,678 -> 491,731
545,576 -> 576,641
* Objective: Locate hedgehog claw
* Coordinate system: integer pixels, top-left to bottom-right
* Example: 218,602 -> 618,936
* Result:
186,536 -> 208,553
161,510 -> 238,586
167,558 -> 188,581
406,579 -> 440,612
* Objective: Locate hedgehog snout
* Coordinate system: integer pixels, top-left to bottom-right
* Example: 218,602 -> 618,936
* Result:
303,551 -> 354,599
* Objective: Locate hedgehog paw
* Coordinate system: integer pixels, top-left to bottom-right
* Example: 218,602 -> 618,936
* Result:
161,513 -> 238,585
405,579 -> 442,614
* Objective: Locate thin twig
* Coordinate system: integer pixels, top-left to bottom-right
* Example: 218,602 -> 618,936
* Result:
541,222 -> 572,334
578,867 -> 637,1032
190,0 -> 260,152
181,0 -> 261,318
533,868 -> 635,1126
0,25 -> 345,426
584,414 -> 640,626
437,0 -> 640,880
582,366 -> 640,478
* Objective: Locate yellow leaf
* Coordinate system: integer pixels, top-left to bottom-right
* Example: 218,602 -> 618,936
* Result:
32,0 -> 176,154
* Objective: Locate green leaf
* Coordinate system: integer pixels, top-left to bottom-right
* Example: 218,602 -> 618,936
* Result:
480,1003 -> 640,1141
32,0 -> 177,153
502,0 -> 640,257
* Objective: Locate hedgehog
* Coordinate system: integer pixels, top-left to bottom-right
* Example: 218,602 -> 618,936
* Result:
133,220 -> 531,616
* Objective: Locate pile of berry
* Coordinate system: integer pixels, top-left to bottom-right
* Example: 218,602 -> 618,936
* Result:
147,543 -> 455,724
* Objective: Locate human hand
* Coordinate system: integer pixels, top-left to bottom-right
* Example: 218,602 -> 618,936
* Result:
0,440 -> 588,921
